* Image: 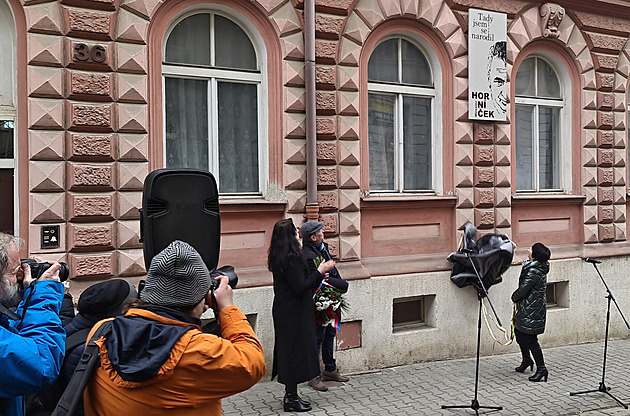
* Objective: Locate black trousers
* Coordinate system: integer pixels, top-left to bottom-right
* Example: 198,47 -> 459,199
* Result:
515,328 -> 545,368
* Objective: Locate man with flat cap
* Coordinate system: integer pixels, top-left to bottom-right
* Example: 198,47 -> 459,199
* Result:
83,240 -> 265,416
300,221 -> 350,391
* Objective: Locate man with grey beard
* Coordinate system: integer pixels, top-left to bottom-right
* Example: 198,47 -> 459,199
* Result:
0,232 -> 65,416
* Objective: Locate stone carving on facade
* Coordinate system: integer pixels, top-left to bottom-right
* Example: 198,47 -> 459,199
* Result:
540,3 -> 565,39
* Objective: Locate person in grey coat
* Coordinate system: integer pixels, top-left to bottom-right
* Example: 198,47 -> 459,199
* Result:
512,242 -> 551,382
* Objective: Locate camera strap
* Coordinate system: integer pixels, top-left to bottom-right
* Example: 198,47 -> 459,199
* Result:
0,302 -> 20,320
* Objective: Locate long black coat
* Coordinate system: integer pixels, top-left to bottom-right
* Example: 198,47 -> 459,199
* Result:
511,260 -> 549,335
271,253 -> 323,385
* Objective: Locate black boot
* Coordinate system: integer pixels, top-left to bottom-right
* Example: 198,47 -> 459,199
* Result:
529,345 -> 548,382
284,392 -> 312,412
515,343 -> 533,372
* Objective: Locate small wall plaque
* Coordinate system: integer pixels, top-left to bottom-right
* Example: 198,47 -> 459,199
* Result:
41,225 -> 60,249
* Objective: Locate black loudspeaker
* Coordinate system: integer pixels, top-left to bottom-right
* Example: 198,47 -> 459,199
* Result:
140,168 -> 220,272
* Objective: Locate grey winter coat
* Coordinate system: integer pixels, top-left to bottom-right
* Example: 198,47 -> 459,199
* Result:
511,260 -> 549,335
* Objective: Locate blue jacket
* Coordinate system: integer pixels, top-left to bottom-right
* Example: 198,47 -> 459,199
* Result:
0,280 -> 65,416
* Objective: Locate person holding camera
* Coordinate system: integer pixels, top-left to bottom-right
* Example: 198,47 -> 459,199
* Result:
268,219 -> 336,412
83,240 -> 265,416
512,242 -> 551,383
0,232 -> 65,416
300,221 -> 349,391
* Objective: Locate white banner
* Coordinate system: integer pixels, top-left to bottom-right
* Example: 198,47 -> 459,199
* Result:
468,8 -> 507,121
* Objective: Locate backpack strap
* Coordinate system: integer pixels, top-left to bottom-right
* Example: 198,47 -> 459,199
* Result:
51,320 -> 113,416
65,328 -> 92,353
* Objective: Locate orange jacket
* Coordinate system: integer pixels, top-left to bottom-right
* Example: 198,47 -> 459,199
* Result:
84,305 -> 265,416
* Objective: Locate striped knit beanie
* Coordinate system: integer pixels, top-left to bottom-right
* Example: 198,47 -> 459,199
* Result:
140,240 -> 210,309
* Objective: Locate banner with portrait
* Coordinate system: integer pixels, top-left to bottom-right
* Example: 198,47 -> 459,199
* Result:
468,8 -> 507,121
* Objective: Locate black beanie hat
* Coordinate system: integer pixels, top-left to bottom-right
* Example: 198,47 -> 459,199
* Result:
531,242 -> 551,263
78,279 -> 137,321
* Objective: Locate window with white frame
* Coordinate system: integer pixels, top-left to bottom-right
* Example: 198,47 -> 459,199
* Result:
163,12 -> 263,195
367,37 -> 437,193
515,56 -> 567,192
0,0 -> 16,234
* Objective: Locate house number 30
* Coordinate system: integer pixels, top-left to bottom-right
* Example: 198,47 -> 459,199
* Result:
73,43 -> 107,63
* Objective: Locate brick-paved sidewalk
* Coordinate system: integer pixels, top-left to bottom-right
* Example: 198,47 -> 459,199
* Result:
223,339 -> 630,415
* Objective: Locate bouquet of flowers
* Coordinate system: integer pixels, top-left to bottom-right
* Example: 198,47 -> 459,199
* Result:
313,257 -> 349,328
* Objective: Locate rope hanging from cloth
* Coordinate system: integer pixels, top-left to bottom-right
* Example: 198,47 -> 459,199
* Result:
482,301 -> 516,346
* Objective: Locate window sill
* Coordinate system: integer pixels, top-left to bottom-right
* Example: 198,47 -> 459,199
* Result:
361,194 -> 457,203
512,193 -> 585,204
219,197 -> 286,213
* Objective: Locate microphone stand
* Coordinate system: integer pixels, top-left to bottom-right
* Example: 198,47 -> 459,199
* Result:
569,260 -> 630,409
441,251 -> 503,415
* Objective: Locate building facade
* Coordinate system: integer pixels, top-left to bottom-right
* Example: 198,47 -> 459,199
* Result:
2,0 -> 630,372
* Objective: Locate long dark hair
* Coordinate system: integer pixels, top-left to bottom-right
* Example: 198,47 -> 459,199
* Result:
268,218 -> 305,274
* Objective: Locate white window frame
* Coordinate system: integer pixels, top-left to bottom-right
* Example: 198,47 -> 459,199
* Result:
161,7 -> 268,197
0,0 -> 18,234
514,53 -> 572,194
367,35 -> 443,196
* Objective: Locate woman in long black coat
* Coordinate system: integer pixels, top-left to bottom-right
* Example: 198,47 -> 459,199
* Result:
268,218 -> 335,412
512,242 -> 551,382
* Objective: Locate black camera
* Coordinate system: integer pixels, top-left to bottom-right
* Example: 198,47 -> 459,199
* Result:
20,259 -> 69,282
210,265 -> 238,291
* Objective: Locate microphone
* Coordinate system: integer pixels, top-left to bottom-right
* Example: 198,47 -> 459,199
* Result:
584,258 -> 601,264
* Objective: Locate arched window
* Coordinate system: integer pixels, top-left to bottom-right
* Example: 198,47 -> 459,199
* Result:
367,37 -> 436,193
162,12 -> 263,194
514,55 -> 567,192
0,0 -> 16,233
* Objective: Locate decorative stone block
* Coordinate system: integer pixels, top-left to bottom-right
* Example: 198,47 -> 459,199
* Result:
68,163 -> 114,190
456,208 -> 475,230
584,186 -> 597,205
473,167 -> 494,187
316,40 -> 337,64
31,192 -> 64,223
28,66 -> 63,98
474,209 -> 495,229
614,223 -> 626,241
26,2 -> 63,35
339,140 -> 359,165
583,110 -> 597,129
29,99 -> 64,130
584,205 -> 597,224
69,193 -> 114,220
284,60 -> 304,87
320,212 -> 338,235
65,39 -> 114,71
67,71 -> 112,100
582,68 -> 596,90
598,224 -> 615,242
474,146 -> 493,166
29,161 -> 64,192
583,128 -> 597,147
269,2 -> 300,37
454,143 -> 473,166
280,33 -> 304,61
337,91 -> 359,115
599,206 -> 614,223
317,91 -> 336,113
614,205 -> 626,222
115,42 -> 147,74
69,103 -> 113,132
69,253 -> 114,279
286,190 -> 306,213
117,248 -> 146,277
613,167 -> 626,186
318,167 -> 337,187
453,76 -> 467,100
598,168 -> 613,186
338,39 -> 359,66
315,66 -> 336,87
454,121 -> 473,144
596,73 -> 614,91
29,130 -> 64,160
456,187 -> 474,208
337,115 -> 359,140
339,165 -> 359,189
434,5 -> 459,41
455,98 -> 468,121
316,117 -> 336,137
117,191 -> 142,219
120,0 -> 161,20
582,147 -> 597,167
28,34 -> 64,67
286,87 -> 306,113
64,8 -> 112,40
474,188 -> 494,208
116,220 -> 141,249
598,92 -> 613,109
495,207 -> 510,228
317,190 -> 338,210
444,29 -> 467,58
117,103 -> 148,133
62,0 -> 116,12
584,224 -> 598,243
339,211 -> 359,235
613,186 -> 626,204
474,123 -> 494,144
495,187 -> 511,207
116,73 -> 147,103
495,145 -> 510,166
418,0 -> 442,26
315,15 -> 344,40
317,142 -> 337,164
582,167 -> 597,186
454,165 -> 473,187
69,223 -> 114,249
118,134 -> 148,161
337,65 -> 359,92
285,113 -> 306,138
613,130 -> 625,148
354,0 -> 385,28
339,188 -> 360,212
69,133 -> 114,161
284,164 -> 306,189
495,165 -> 510,186
583,89 -> 596,110
340,234 -> 360,261
613,149 -> 626,167
115,8 -> 148,44
598,187 -> 614,204
326,237 -> 339,259
117,162 -> 148,191
285,139 -> 306,164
